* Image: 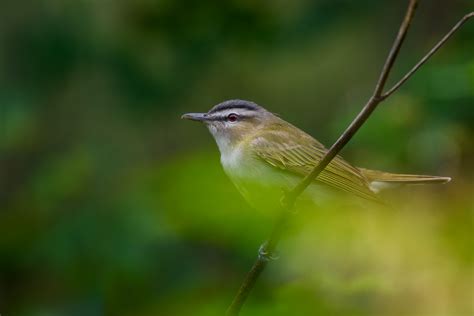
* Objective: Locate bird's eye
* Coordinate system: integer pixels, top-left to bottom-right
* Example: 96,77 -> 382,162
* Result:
227,113 -> 239,122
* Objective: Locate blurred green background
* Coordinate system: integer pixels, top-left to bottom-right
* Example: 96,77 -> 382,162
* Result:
1,1 -> 473,315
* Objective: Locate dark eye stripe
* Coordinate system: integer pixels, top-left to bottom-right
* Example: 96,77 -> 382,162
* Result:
207,114 -> 251,121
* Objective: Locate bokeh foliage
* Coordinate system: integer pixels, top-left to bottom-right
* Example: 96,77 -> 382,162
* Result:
1,1 -> 473,315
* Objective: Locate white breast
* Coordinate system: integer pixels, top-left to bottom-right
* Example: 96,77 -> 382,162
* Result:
218,140 -> 263,179
212,133 -> 342,211
220,145 -> 248,178
218,143 -> 292,211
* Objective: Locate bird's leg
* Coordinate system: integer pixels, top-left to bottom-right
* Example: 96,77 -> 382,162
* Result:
280,187 -> 300,214
258,241 -> 280,261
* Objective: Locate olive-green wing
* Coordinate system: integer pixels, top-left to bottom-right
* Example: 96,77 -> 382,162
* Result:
249,130 -> 380,202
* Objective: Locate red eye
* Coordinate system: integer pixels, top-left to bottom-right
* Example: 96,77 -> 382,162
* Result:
227,113 -> 238,122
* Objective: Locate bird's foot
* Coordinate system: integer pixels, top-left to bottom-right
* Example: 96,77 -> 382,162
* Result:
258,242 -> 280,262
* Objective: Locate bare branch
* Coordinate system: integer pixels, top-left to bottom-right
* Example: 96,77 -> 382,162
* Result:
373,0 -> 418,98
226,2 -> 419,314
382,12 -> 474,99
226,3 -> 473,315
288,0 -> 420,201
225,213 -> 286,315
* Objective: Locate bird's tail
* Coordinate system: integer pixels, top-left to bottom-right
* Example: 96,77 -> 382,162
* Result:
359,168 -> 451,193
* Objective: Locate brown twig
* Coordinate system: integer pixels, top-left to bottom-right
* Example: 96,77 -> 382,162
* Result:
226,2 -> 473,315
382,11 -> 474,99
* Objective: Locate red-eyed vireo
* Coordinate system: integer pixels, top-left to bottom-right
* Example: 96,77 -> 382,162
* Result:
182,100 -> 451,210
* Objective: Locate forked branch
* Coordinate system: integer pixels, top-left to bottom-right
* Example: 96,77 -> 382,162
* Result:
226,2 -> 473,315
382,11 -> 474,99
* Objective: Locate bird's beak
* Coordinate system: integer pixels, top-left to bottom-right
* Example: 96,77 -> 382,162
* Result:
181,112 -> 209,122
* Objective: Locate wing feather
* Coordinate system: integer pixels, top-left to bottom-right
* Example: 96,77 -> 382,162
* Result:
250,129 -> 379,202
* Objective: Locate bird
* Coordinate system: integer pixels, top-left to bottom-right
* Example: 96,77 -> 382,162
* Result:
182,99 -> 451,211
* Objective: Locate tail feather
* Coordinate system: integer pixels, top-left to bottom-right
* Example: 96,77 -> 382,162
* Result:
359,168 -> 451,193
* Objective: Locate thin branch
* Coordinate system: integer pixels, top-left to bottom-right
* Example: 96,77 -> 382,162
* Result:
226,1 -> 418,313
288,0 -> 420,201
225,205 -> 287,315
373,0 -> 418,98
382,12 -> 474,99
226,2 -> 473,315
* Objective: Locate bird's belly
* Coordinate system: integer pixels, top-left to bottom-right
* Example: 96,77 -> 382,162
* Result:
230,169 -> 289,212
221,152 -> 283,211
222,154 -> 335,212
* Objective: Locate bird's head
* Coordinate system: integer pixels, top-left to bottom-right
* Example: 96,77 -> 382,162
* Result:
181,99 -> 278,153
